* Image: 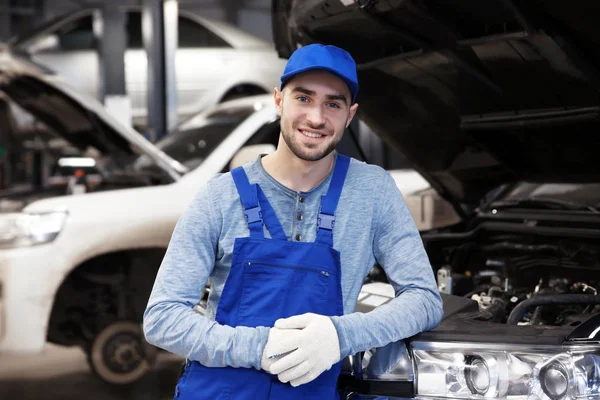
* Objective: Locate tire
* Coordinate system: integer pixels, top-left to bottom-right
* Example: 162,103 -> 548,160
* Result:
87,321 -> 158,386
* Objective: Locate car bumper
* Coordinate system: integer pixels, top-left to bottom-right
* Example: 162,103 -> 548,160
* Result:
0,244 -> 68,353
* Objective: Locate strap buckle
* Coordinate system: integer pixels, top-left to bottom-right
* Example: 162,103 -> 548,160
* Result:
317,212 -> 335,231
244,205 -> 262,224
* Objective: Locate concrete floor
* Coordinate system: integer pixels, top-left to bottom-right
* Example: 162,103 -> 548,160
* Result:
0,344 -> 184,399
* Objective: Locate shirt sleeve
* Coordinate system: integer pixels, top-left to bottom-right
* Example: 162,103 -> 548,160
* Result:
142,177 -> 269,369
330,171 -> 444,359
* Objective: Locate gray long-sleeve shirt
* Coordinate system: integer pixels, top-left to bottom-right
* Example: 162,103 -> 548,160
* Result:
143,154 -> 443,370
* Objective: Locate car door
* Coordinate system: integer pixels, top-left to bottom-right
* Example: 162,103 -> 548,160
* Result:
25,11 -> 100,101
124,11 -> 232,122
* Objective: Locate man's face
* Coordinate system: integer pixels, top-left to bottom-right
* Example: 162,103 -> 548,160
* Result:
274,70 -> 358,162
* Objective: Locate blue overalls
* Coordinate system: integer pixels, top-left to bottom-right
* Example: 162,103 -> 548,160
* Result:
174,155 -> 350,400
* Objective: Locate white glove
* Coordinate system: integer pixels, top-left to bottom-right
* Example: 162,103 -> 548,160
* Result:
265,313 -> 341,387
261,327 -> 300,373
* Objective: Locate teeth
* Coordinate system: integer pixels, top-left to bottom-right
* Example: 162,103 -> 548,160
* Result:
300,130 -> 323,138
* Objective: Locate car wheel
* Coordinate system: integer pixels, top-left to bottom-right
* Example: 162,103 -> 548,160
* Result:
87,321 -> 158,386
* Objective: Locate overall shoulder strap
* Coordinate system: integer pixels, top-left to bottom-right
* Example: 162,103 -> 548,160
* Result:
231,167 -> 264,238
256,185 -> 288,241
316,154 -> 351,246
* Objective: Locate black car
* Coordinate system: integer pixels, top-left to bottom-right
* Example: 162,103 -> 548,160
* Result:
274,1 -> 600,399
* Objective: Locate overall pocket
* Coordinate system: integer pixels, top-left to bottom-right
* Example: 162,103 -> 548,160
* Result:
237,261 -> 330,327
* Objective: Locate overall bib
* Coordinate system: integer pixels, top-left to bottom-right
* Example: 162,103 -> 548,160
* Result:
174,155 -> 350,400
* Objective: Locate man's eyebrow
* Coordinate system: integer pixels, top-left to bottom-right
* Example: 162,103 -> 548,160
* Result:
291,86 -> 315,96
325,93 -> 348,105
291,86 -> 348,105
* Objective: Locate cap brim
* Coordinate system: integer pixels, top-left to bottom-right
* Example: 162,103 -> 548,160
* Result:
280,66 -> 358,102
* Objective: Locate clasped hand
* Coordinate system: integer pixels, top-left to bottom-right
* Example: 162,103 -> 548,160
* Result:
260,313 -> 341,387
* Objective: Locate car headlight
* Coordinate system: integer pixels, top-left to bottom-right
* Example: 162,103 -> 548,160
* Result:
412,341 -> 600,400
0,211 -> 68,249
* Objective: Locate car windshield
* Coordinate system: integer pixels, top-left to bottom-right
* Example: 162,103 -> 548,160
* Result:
492,182 -> 600,210
132,105 -> 256,173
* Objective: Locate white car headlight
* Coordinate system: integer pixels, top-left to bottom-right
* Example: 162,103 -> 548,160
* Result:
0,211 -> 68,249
412,341 -> 600,400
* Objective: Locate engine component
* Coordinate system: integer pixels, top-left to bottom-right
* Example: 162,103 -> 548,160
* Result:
437,266 -> 452,294
471,291 -> 510,323
507,294 -> 600,325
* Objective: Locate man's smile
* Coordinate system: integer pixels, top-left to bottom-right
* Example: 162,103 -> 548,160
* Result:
298,128 -> 326,139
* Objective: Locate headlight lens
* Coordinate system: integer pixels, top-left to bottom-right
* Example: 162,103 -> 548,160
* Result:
0,211 -> 68,249
465,356 -> 492,395
540,361 -> 569,399
413,342 -> 600,399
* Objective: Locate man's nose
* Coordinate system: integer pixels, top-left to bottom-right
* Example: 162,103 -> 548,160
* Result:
306,105 -> 325,128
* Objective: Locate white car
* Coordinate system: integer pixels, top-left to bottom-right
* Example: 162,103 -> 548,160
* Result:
9,7 -> 288,127
0,49 -> 429,386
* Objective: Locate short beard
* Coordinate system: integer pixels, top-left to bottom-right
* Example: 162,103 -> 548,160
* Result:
280,105 -> 346,162
281,127 -> 339,161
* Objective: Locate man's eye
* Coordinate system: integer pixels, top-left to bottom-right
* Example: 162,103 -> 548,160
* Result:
327,102 -> 341,109
296,96 -> 309,103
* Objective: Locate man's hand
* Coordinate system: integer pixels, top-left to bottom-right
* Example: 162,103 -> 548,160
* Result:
263,313 -> 341,387
261,327 -> 300,373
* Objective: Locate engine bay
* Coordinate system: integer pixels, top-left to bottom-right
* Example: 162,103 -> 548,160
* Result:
421,228 -> 600,327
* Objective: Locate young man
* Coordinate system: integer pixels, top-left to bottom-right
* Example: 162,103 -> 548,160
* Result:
143,44 -> 443,399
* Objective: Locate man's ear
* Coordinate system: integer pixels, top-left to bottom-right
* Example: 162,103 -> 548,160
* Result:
345,103 -> 359,128
274,87 -> 283,116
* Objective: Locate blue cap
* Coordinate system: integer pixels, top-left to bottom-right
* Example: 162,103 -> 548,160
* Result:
280,44 -> 359,103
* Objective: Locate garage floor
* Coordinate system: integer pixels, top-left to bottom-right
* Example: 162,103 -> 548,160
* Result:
0,345 -> 183,399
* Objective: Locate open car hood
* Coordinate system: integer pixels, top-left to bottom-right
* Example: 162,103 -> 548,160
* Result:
273,0 -> 600,213
0,46 -> 187,180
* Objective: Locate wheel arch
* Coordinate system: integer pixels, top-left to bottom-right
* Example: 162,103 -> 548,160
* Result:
46,247 -> 167,347
219,82 -> 269,103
